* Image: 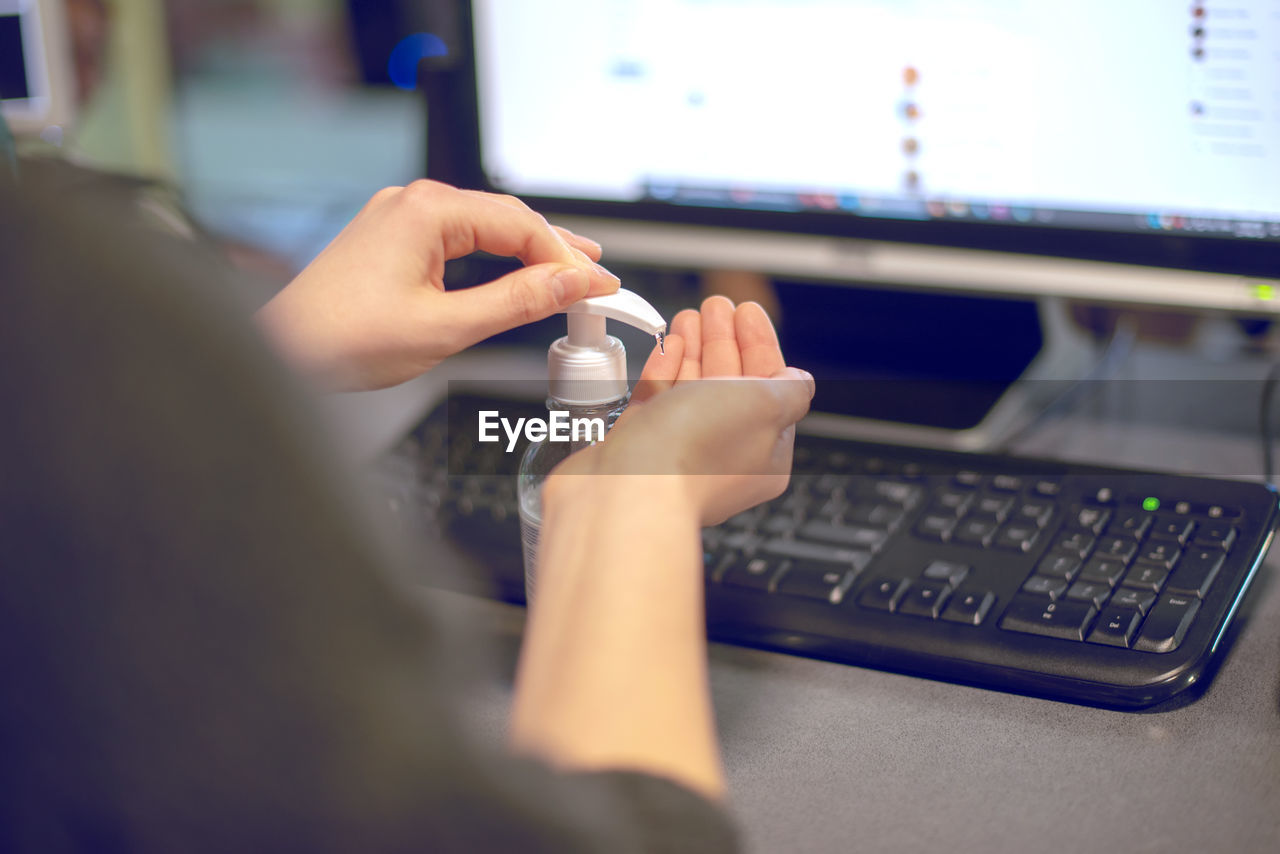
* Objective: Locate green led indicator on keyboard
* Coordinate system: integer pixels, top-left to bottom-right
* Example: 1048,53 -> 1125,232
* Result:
1142,497 -> 1160,511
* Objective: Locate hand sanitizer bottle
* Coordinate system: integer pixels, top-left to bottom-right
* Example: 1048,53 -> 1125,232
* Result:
518,288 -> 666,602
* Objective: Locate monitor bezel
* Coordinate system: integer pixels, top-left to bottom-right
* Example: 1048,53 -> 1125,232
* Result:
0,0 -> 76,138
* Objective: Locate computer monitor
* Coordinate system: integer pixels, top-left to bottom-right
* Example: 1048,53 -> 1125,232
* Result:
453,0 -> 1279,315
426,0 -> 1280,444
0,0 -> 75,139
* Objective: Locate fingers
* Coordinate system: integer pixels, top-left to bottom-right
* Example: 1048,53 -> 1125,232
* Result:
699,295 -> 742,378
671,309 -> 702,383
552,225 -> 603,262
735,301 -> 785,377
767,367 -> 816,427
408,182 -> 619,295
436,262 -> 591,350
632,334 -> 687,404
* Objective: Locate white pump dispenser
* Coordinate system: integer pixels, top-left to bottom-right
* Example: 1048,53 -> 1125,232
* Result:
518,288 -> 667,600
549,289 -> 667,405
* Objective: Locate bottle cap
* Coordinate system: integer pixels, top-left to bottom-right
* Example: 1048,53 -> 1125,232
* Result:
549,289 -> 666,405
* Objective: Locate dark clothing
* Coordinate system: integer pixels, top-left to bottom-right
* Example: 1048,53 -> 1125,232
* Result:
0,162 -> 736,853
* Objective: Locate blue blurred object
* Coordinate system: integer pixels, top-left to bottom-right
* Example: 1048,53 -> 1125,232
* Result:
388,33 -> 448,90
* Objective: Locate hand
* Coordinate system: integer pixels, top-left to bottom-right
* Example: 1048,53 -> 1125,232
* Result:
515,297 -> 811,797
547,297 -> 814,525
255,180 -> 620,391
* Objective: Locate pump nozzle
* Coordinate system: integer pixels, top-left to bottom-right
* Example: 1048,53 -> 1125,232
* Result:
565,289 -> 667,337
549,288 -> 666,406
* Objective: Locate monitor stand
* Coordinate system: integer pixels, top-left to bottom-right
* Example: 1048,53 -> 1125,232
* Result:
773,279 -> 1096,451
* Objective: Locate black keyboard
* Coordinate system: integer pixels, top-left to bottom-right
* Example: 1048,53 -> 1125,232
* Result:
376,393 -> 1278,709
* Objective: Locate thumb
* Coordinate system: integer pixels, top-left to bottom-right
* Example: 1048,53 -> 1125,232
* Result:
440,263 -> 590,349
767,367 -> 816,428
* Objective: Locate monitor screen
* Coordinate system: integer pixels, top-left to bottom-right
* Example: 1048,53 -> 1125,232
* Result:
0,11 -> 31,101
463,0 -> 1280,310
0,0 -> 74,137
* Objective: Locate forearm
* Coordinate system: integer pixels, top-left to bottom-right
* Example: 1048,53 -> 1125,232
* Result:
509,475 -> 726,800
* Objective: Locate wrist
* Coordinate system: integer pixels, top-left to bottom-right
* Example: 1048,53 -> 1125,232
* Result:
544,472 -> 702,528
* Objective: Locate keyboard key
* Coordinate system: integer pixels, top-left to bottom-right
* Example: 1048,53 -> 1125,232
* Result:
1066,581 -> 1110,609
1087,607 -> 1143,648
798,520 -> 889,551
993,521 -> 1042,552
1204,504 -> 1243,520
897,582 -> 952,619
761,538 -> 873,571
1192,524 -> 1237,552
900,462 -> 926,480
845,501 -> 905,528
1014,499 -> 1056,527
1053,531 -> 1095,559
1000,596 -> 1097,641
1036,553 -> 1082,580
991,474 -> 1024,492
761,514 -> 800,535
775,563 -> 858,604
1153,515 -> 1196,544
813,474 -> 849,498
1136,539 -> 1182,571
953,517 -> 999,547
723,556 -> 786,592
1133,594 -> 1201,653
1022,575 -> 1068,599
858,577 -> 911,612
1164,548 -> 1224,597
1109,588 -> 1157,614
1032,479 -> 1063,497
1078,557 -> 1127,586
1121,564 -> 1169,593
867,480 -> 923,507
974,494 -> 1015,519
1108,510 -> 1154,539
930,488 -> 975,515
941,590 -> 996,625
1068,505 -> 1112,535
705,550 -> 737,582
953,470 -> 983,488
1094,536 -> 1139,564
923,560 -> 970,586
721,531 -> 763,552
915,514 -> 957,541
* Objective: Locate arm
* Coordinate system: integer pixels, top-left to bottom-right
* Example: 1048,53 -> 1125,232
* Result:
510,298 -> 815,799
513,479 -> 720,795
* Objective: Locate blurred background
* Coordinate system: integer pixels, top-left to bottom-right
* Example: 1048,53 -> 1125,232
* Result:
69,0 -> 428,276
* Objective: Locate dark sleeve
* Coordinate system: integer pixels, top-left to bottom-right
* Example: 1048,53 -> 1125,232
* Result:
0,167 -> 738,854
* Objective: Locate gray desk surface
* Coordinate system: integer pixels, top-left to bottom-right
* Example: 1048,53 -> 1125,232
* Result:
396,339 -> 1280,854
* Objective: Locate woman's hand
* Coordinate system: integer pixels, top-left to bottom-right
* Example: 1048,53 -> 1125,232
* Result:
513,297 -> 811,798
548,296 -> 813,526
255,180 -> 619,391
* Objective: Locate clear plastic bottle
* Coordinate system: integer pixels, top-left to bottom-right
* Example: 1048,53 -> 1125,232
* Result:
517,395 -> 628,601
514,288 -> 666,602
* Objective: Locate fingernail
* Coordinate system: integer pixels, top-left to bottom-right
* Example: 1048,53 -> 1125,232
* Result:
592,261 -> 621,285
798,369 -> 816,396
552,267 -> 588,305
